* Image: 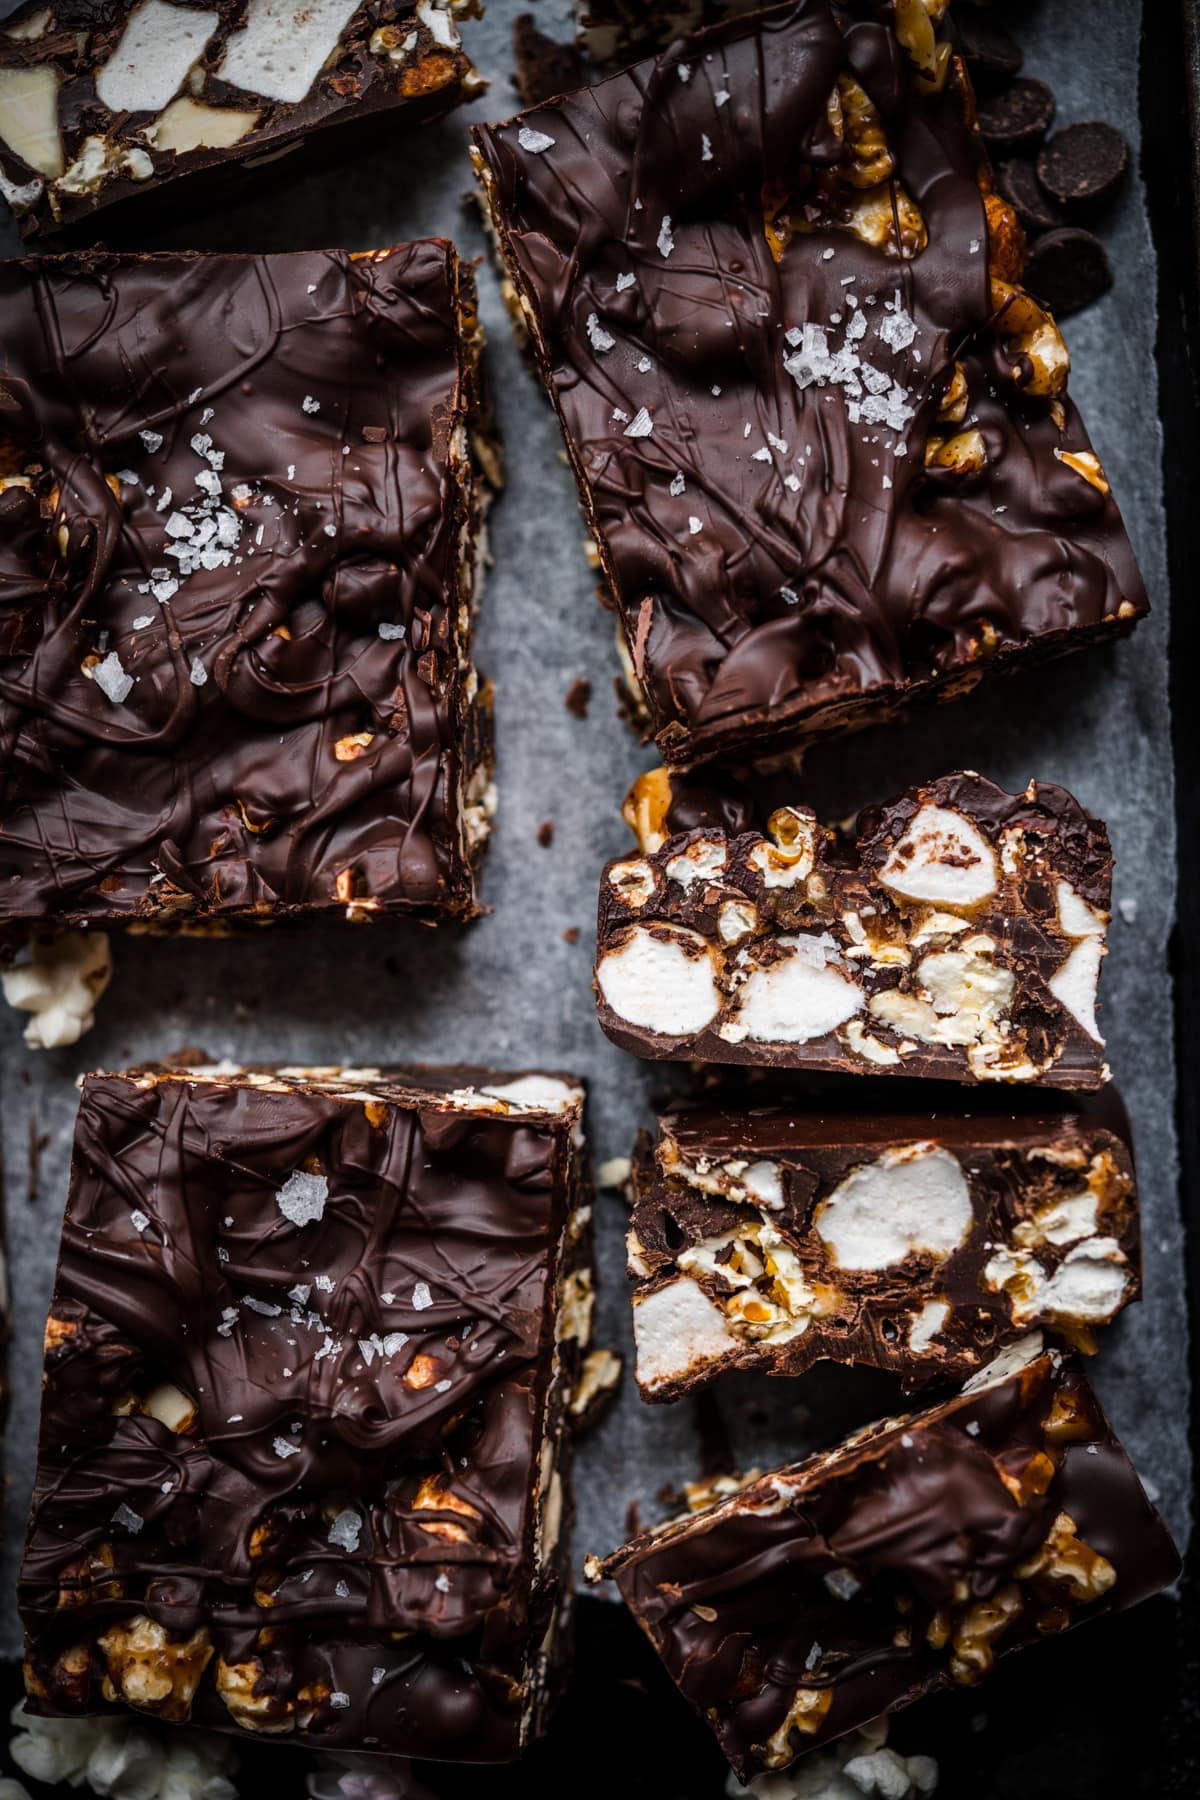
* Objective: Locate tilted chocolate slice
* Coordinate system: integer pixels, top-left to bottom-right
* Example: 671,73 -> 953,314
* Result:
588,1342 -> 1179,1781
0,2 -> 477,240
628,1098 -> 1139,1400
596,769 -> 1113,1087
472,0 -> 1146,768
20,1062 -> 593,1761
0,245 -> 493,962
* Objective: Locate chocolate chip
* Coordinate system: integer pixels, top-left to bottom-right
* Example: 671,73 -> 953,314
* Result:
977,78 -> 1056,154
995,158 -> 1063,238
955,13 -> 1023,89
512,12 -> 586,108
1037,121 -> 1129,208
1024,227 -> 1113,319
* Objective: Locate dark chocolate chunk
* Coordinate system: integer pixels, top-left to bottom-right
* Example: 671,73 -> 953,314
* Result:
595,769 -> 1114,1089
589,1346 -> 1180,1783
1025,227 -> 1114,319
1037,121 -> 1130,208
996,155 -> 1064,236
474,2 -> 1146,769
19,1063 -> 593,1760
513,12 -> 587,107
627,1098 -> 1140,1400
977,77 -> 1056,154
0,2 -> 475,241
955,10 -> 1023,88
0,247 -> 493,950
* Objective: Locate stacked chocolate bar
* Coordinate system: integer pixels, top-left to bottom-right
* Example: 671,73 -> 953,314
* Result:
0,0 -> 1177,1788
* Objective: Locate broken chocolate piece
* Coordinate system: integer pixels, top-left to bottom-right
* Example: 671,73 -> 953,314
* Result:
995,155 -> 1064,237
627,1098 -> 1140,1401
513,12 -> 586,108
1037,121 -> 1130,209
595,769 -> 1114,1088
954,9 -> 1024,88
473,2 -> 1146,768
589,1342 -> 1179,1783
977,77 -> 1056,154
0,246 -> 493,956
20,1061 -> 594,1761
1025,227 -> 1114,320
0,1 -> 477,241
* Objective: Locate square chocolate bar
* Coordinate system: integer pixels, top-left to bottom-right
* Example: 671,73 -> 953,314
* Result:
473,0 -> 1146,767
589,1343 -> 1179,1782
627,1096 -> 1139,1400
20,1063 -> 592,1761
596,770 -> 1113,1088
0,2 -> 477,240
0,245 -> 493,941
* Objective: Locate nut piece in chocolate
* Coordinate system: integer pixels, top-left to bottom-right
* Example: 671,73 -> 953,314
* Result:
0,245 -> 494,955
589,1341 -> 1179,1782
596,768 -> 1113,1088
472,1 -> 1146,768
0,2 -> 478,240
20,1062 -> 594,1761
628,1098 -> 1140,1400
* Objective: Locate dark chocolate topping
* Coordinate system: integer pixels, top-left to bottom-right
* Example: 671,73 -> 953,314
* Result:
0,246 -> 487,934
20,1068 -> 581,1759
600,1353 -> 1179,1781
474,0 -> 1146,767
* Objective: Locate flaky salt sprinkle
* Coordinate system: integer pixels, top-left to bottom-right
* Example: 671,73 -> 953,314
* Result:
94,652 -> 133,705
586,313 -> 615,354
688,516 -> 703,535
273,1436 -> 302,1459
329,1509 -> 362,1552
624,407 -> 653,439
112,1504 -> 143,1534
669,472 -> 686,497
378,622 -> 406,640
276,1170 -> 328,1227
435,1573 -> 451,1593
330,1692 -> 351,1709
518,126 -> 555,153
130,1209 -> 150,1233
656,216 -> 675,259
615,272 -> 635,292
140,430 -> 164,452
701,133 -> 713,162
189,657 -> 207,687
302,395 -> 320,415
412,1281 -> 433,1311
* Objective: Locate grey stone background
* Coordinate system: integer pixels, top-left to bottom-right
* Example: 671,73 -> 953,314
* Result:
0,0 -> 1187,1659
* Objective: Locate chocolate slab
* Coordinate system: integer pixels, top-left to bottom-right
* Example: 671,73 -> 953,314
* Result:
19,1062 -> 594,1761
596,769 -> 1112,1087
472,0 -> 1147,768
628,1098 -> 1140,1400
589,1345 -> 1179,1781
0,2 -> 477,241
0,244 -> 493,944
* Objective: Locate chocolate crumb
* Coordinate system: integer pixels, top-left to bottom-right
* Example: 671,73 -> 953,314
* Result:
513,13 -> 586,108
536,820 -> 555,848
562,926 -> 581,943
564,677 -> 592,719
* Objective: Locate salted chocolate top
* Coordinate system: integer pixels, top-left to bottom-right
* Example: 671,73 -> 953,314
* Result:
20,1065 -> 585,1760
473,0 -> 1146,767
628,1098 -> 1140,1400
596,771 -> 1113,1088
595,1350 -> 1179,1780
0,245 -> 489,935
0,2 -> 474,240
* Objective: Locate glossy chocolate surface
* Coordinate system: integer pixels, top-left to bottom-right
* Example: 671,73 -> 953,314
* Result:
597,1351 -> 1179,1780
474,0 -> 1146,767
629,1098 -> 1140,1399
595,771 -> 1113,1087
20,1065 -> 585,1760
0,2 -> 474,240
0,245 -> 489,935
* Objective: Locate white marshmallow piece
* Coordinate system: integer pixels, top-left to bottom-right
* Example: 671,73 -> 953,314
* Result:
96,2 -> 219,116
815,1145 -> 972,1270
730,936 -> 862,1043
1048,937 -> 1105,1042
1,931 -> 112,1050
879,804 -> 998,907
634,1278 -> 738,1391
218,0 -> 360,105
597,925 -> 720,1036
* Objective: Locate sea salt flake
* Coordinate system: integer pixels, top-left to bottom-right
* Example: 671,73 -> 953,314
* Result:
677,63 -> 691,82
434,1379 -> 452,1393
276,1170 -> 328,1227
329,1509 -> 362,1553
130,1209 -> 150,1233
371,1667 -> 386,1686
243,1296 -> 282,1317
688,516 -> 703,535
752,447 -> 772,463
669,472 -> 686,497
382,1331 -> 409,1356
330,1691 -> 351,1709
273,1436 -> 301,1459
518,126 -> 555,153
189,657 -> 207,687
140,430 -> 164,453
131,615 -> 154,630
656,215 -> 675,258
94,652 -> 133,704
302,395 -> 320,415
824,1568 -> 861,1601
624,407 -> 654,438
315,1274 -> 334,1293
615,272 -> 635,291
715,87 -> 730,105
701,133 -> 713,162
781,586 -> 800,605
586,312 -> 615,354
637,355 -> 652,372
112,1504 -> 143,1534
435,1573 -> 451,1592
378,622 -> 406,640
412,1281 -> 433,1311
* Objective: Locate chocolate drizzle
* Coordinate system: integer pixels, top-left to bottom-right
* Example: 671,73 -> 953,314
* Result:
20,1067 -> 584,1760
0,245 -> 489,935
473,0 -> 1147,767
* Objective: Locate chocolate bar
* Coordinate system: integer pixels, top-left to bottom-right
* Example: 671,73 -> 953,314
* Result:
472,1 -> 1147,768
588,1343 -> 1179,1781
596,769 -> 1112,1087
20,1062 -> 594,1761
0,2 -> 477,240
628,1098 -> 1139,1400
0,245 -> 493,955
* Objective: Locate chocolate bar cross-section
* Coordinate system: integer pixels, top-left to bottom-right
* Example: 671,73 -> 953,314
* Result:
0,245 -> 493,941
20,1063 -> 593,1762
473,0 -> 1146,768
589,1343 -> 1179,1782
628,1098 -> 1139,1400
